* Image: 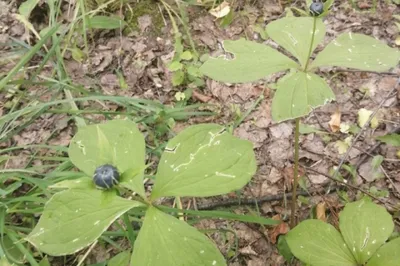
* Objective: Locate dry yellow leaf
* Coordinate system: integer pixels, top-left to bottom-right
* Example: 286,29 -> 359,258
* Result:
209,1 -> 231,18
316,202 -> 326,222
328,110 -> 341,132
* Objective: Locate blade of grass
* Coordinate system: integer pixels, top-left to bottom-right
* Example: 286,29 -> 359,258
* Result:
0,24 -> 60,91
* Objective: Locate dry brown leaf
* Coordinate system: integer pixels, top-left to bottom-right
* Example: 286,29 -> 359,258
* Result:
328,110 -> 341,132
268,215 -> 290,244
192,89 -> 212,102
316,202 -> 326,222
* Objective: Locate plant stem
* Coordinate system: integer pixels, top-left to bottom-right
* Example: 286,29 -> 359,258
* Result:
290,117 -> 300,228
304,17 -> 317,71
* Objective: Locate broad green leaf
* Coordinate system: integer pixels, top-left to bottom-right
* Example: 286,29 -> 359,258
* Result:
271,71 -> 335,122
150,124 -> 256,199
199,38 -> 299,83
26,189 -> 144,255
87,16 -> 126,29
18,0 -> 40,18
266,17 -> 326,68
119,167 -> 146,198
131,206 -> 226,266
366,237 -> 400,266
108,251 -> 130,266
339,199 -> 394,264
286,220 -> 356,266
376,134 -> 400,147
311,33 -> 400,71
68,120 -> 145,178
49,177 -> 93,190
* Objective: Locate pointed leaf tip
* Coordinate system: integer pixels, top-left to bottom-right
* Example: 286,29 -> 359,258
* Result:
131,206 -> 226,266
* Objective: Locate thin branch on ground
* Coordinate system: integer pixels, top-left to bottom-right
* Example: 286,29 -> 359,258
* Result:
304,166 -> 399,211
196,186 -> 335,210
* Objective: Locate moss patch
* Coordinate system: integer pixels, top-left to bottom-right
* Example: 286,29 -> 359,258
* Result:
123,0 -> 165,36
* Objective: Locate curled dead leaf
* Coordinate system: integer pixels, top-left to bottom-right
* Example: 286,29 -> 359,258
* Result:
192,89 -> 212,102
328,110 -> 341,133
268,215 -> 290,244
209,1 -> 231,18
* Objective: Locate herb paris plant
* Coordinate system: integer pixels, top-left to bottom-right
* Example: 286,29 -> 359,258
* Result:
199,1 -> 400,228
199,8 -> 400,123
286,198 -> 400,266
26,119 -> 274,265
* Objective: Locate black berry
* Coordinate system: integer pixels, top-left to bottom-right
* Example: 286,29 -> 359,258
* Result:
310,2 -> 324,16
93,164 -> 120,189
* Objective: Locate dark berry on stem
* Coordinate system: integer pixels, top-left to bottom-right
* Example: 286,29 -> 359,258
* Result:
93,164 -> 120,189
310,2 -> 324,16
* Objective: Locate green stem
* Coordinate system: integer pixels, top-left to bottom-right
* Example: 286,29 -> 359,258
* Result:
290,16 -> 318,228
304,17 -> 317,71
290,118 -> 300,228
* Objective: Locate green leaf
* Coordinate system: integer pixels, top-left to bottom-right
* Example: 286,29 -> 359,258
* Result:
26,189 -> 144,255
286,219 -> 356,266
150,124 -> 256,199
2,235 -> 25,264
86,16 -> 126,29
376,134 -> 400,147
119,166 -> 146,198
199,38 -> 298,83
168,61 -> 183,71
366,237 -> 400,266
171,70 -> 185,86
187,65 -> 202,78
266,17 -> 326,67
271,71 -> 335,122
311,33 -> 400,72
339,199 -> 394,264
49,177 -> 93,190
131,206 -> 226,266
180,51 -> 193,61
108,251 -> 130,266
277,235 -> 294,262
38,256 -> 50,266
18,0 -> 40,18
68,120 -> 145,178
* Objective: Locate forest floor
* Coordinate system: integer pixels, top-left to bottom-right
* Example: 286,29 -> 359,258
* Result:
1,0 -> 399,265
